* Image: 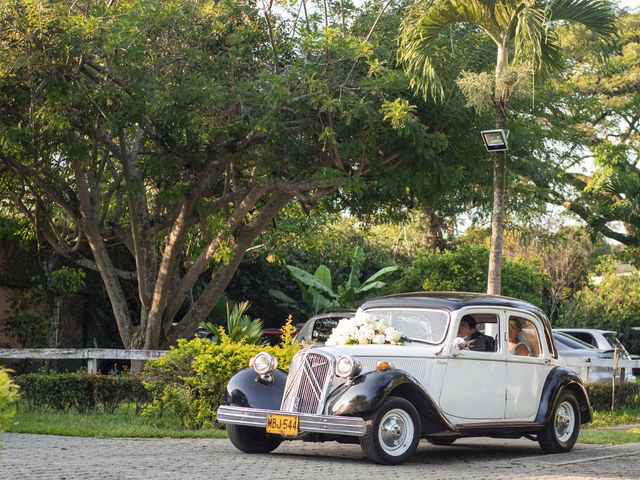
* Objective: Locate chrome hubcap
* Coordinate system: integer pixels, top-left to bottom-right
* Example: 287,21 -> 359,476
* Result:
378,409 -> 414,456
554,401 -> 576,443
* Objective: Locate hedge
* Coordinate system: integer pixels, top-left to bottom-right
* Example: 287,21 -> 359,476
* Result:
14,372 -> 148,413
142,320 -> 300,429
585,382 -> 640,411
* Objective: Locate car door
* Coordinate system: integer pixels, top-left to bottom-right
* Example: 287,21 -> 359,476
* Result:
438,309 -> 506,420
504,310 -> 554,419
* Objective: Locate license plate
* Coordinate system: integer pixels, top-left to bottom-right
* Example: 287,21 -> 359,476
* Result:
266,414 -> 299,436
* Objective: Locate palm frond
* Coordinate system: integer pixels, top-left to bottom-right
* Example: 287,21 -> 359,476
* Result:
547,0 -> 618,48
512,6 -> 546,64
538,30 -> 565,73
398,0 -> 500,100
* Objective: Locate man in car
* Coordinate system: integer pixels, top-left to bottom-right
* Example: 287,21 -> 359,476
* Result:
458,315 -> 493,352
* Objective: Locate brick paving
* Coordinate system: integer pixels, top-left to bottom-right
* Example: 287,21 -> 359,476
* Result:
1,433 -> 639,480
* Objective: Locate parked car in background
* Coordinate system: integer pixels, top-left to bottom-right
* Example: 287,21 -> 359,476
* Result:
553,331 -> 635,383
294,310 -> 355,345
554,328 -> 632,359
218,293 -> 592,465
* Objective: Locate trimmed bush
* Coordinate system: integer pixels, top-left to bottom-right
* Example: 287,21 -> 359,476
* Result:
14,372 -> 148,413
0,368 -> 19,432
586,382 -> 640,411
142,318 -> 300,429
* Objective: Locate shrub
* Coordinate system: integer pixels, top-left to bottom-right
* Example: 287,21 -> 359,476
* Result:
142,317 -> 300,429
0,368 -> 19,432
14,372 -> 148,413
586,382 -> 640,411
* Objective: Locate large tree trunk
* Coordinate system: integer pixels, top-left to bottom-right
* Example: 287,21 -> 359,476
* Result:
487,45 -> 509,296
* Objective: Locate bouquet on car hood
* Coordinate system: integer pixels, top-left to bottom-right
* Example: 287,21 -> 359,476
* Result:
326,313 -> 403,346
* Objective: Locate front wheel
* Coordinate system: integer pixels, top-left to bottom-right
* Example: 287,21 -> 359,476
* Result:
359,396 -> 421,465
227,424 -> 282,454
538,390 -> 581,453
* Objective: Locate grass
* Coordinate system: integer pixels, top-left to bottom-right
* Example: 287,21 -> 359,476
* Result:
586,407 -> 640,428
577,407 -> 640,445
8,403 -> 226,439
7,404 -> 640,444
579,428 -> 640,445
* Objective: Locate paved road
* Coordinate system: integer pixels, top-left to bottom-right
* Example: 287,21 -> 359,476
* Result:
1,433 -> 639,480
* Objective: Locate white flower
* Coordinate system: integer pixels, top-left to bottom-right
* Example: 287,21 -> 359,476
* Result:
385,327 -> 402,344
325,314 -> 404,346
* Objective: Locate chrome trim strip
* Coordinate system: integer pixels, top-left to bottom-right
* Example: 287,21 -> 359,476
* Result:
217,405 -> 367,436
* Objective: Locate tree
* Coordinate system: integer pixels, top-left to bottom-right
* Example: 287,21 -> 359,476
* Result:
0,0 -> 437,350
393,243 -> 549,307
533,12 -> 640,247
557,255 -> 640,345
398,0 -> 618,294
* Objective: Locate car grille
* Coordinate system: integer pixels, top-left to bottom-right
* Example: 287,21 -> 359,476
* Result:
281,350 -> 333,414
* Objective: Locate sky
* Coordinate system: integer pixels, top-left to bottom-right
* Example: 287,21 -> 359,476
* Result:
619,0 -> 640,10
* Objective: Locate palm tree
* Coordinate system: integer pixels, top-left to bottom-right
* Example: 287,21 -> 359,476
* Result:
399,0 -> 617,295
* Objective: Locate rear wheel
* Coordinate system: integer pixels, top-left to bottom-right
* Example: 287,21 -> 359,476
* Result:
227,424 -> 282,454
426,436 -> 457,446
538,391 -> 580,453
359,396 -> 421,465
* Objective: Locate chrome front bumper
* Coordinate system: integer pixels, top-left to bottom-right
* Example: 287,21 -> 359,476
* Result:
216,405 -> 367,436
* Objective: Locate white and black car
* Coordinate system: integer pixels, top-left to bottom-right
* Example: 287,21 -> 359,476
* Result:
217,293 -> 592,465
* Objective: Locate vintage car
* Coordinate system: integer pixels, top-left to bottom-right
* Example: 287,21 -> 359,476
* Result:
217,292 -> 592,465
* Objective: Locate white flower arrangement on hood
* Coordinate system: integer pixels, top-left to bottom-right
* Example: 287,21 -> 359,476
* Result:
326,313 -> 403,346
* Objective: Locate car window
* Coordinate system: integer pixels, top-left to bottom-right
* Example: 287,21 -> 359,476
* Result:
554,332 -> 597,350
363,308 -> 449,344
567,331 -> 597,347
460,312 -> 499,353
508,316 -> 542,357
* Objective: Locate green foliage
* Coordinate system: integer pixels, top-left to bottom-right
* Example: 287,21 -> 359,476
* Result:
399,0 -> 617,101
537,13 -> 640,248
270,246 -> 398,316
12,372 -> 147,413
0,368 -> 19,433
557,256 -> 640,339
586,382 -> 640,411
393,243 -> 549,307
1,286 -> 47,347
200,300 -> 263,344
143,318 -> 299,429
50,267 -> 85,295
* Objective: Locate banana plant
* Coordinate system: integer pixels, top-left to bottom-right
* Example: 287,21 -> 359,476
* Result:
269,247 -> 398,316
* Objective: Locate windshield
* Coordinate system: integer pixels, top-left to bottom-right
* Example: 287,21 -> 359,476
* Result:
362,308 -> 449,344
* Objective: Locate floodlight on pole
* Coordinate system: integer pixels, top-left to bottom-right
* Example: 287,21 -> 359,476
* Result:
481,129 -> 509,152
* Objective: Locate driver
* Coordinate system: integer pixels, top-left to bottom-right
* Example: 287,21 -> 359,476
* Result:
457,315 -> 492,352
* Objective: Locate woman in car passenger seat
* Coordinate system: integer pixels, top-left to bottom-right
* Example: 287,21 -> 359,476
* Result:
508,319 -> 531,356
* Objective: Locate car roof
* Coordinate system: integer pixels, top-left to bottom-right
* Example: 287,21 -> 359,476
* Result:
362,292 -> 546,318
555,328 -> 616,335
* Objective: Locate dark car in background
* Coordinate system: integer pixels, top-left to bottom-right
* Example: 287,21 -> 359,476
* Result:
293,310 -> 355,345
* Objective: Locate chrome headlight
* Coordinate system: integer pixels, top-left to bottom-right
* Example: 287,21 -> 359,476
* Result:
335,355 -> 361,378
250,352 -> 277,375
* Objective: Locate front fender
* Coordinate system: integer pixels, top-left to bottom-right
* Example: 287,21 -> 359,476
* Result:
325,369 -> 453,434
225,367 -> 287,410
535,367 -> 592,425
